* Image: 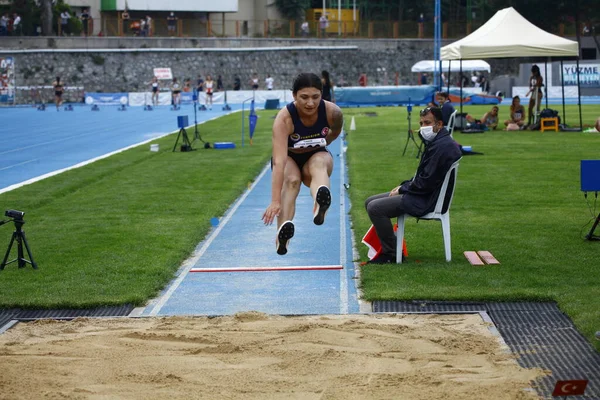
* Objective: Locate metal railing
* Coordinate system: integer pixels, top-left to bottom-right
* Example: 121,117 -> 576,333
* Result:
89,17 -> 578,40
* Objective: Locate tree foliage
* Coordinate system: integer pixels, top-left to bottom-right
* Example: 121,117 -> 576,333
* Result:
307,0 -> 599,29
272,0 -> 312,21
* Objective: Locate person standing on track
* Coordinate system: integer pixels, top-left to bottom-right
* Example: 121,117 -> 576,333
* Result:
203,74 -> 214,110
170,77 -> 181,107
53,76 -> 64,110
147,76 -> 159,106
262,72 -> 344,255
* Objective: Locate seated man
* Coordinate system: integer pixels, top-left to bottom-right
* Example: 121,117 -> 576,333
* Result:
364,107 -> 462,264
436,91 -> 455,127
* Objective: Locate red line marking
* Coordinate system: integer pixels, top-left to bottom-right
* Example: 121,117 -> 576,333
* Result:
190,265 -> 343,273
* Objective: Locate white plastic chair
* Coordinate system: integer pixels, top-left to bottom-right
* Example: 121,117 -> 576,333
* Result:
396,159 -> 461,263
446,110 -> 457,137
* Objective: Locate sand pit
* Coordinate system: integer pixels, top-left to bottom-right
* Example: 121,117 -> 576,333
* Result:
0,313 -> 545,399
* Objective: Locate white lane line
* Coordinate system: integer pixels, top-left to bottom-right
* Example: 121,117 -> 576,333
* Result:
190,265 -> 342,273
0,158 -> 39,172
339,133 -> 349,314
147,163 -> 271,316
0,131 -> 100,156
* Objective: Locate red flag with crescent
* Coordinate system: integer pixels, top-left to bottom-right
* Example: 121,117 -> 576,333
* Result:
361,224 -> 407,260
552,380 -> 588,396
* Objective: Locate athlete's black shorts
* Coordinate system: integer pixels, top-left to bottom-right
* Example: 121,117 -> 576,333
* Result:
55,91 -> 62,97
271,147 -> 330,172
152,87 -> 158,93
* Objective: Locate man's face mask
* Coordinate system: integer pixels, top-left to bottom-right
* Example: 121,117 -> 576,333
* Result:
420,125 -> 437,142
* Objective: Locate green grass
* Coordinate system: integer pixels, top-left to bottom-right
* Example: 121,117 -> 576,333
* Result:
346,104 -> 600,351
1,103 -> 599,351
0,109 -> 278,308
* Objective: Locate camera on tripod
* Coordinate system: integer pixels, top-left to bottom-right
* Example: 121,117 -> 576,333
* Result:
5,210 -> 24,220
1,209 -> 37,270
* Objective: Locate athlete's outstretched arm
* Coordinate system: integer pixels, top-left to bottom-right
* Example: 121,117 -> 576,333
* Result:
262,109 -> 291,225
325,103 -> 344,145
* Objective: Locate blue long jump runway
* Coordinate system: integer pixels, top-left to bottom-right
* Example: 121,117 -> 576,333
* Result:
0,104 -> 243,192
142,136 -> 361,316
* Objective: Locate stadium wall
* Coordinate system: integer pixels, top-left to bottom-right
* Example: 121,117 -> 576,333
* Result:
0,38 -> 521,105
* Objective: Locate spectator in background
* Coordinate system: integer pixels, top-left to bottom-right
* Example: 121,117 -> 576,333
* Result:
203,75 -> 214,110
1,13 -> 9,36
420,72 -> 428,85
196,74 -> 204,92
250,73 -> 259,90
321,70 -> 334,102
265,74 -> 274,90
471,72 -> 480,87
435,91 -> 455,126
12,13 -> 21,36
216,75 -> 224,91
319,14 -> 328,37
80,9 -> 90,36
144,15 -> 152,36
167,12 -> 177,36
121,9 -> 129,35
358,72 -> 367,87
233,76 -> 241,91
138,18 -> 146,36
301,20 -> 309,37
60,10 -> 70,36
183,78 -> 192,92
479,76 -> 490,93
504,96 -> 526,129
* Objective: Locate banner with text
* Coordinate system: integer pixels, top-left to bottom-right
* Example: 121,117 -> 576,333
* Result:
562,64 -> 600,87
84,93 -> 129,105
0,56 -> 15,104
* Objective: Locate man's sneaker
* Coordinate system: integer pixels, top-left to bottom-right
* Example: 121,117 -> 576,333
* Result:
366,254 -> 395,265
313,185 -> 331,225
276,221 -> 294,255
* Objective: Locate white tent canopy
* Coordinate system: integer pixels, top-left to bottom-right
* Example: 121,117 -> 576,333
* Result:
411,60 -> 490,73
441,7 -> 579,60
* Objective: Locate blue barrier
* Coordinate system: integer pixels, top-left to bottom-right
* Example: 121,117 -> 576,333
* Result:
335,86 -> 436,106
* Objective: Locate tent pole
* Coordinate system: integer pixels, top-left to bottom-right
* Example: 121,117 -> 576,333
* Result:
560,60 -> 566,126
544,59 -> 548,110
447,60 -> 451,93
576,58 -> 582,130
460,59 -> 463,115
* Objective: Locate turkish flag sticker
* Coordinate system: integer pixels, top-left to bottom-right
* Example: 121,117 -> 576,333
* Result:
552,380 -> 588,396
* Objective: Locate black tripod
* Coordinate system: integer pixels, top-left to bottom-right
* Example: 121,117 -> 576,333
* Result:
172,126 -> 194,152
402,105 -> 423,158
586,212 -> 600,241
191,93 -> 210,148
1,219 -> 38,270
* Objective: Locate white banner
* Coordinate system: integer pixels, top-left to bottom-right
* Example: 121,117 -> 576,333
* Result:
512,86 -> 579,99
562,64 -> 600,87
126,90 -> 294,107
117,0 -> 237,12
153,68 -> 172,80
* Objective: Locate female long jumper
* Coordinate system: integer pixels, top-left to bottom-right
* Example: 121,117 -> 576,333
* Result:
262,73 -> 344,255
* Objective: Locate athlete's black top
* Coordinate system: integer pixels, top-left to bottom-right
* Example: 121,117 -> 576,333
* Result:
286,99 -> 330,150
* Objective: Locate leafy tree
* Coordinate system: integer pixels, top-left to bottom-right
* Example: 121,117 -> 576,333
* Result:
272,0 -> 311,21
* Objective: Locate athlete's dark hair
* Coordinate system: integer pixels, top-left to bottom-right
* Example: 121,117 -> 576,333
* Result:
321,70 -> 331,86
292,72 -> 323,94
531,64 -> 540,75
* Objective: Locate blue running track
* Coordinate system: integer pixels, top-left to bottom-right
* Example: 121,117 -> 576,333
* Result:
0,104 -> 362,316
141,136 -> 361,316
0,104 -> 244,192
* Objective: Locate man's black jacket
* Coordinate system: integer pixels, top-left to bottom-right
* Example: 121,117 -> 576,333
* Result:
398,128 -> 462,217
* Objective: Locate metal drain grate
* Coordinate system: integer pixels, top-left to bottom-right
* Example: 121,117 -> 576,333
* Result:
0,305 -> 135,331
373,301 -> 600,400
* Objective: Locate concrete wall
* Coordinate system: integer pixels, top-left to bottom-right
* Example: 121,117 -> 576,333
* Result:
0,37 -> 536,104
